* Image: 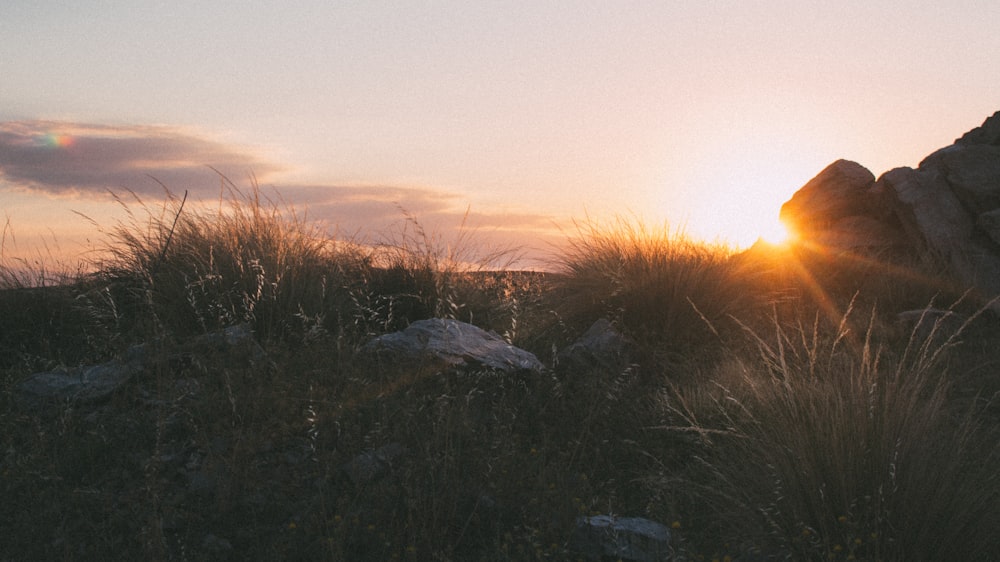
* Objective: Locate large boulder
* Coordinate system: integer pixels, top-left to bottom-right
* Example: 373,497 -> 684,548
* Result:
362,318 -> 544,372
778,160 -> 910,254
779,159 -> 878,238
779,111 -> 1000,307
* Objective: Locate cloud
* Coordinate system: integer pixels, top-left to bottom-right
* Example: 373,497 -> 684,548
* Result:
0,120 -> 569,268
270,183 -> 569,267
0,120 -> 281,198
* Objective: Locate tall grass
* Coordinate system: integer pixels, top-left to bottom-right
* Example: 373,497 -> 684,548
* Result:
665,299 -> 1000,561
84,178 -> 372,344
362,207 -> 523,333
5,190 -> 1000,561
554,216 -> 756,354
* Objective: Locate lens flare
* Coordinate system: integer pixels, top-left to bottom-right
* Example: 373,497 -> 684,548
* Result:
38,133 -> 75,148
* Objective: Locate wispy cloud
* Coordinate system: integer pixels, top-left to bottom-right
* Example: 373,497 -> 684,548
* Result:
276,183 -> 568,266
0,120 -> 280,197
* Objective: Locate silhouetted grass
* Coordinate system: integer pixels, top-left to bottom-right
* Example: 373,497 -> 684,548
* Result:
554,216 -> 757,355
660,299 -> 1000,561
2,192 -> 998,561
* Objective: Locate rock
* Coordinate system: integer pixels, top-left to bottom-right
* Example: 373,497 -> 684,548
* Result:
779,160 -> 878,239
340,442 -> 408,485
978,208 -> 1000,246
881,163 -> 1000,302
809,215 -> 909,252
931,144 -> 1000,212
15,359 -> 140,407
570,515 -> 671,562
955,109 -> 1000,146
14,323 -> 266,409
186,470 -> 218,497
778,111 -> 1000,309
880,166 -> 975,255
362,318 -> 544,372
189,323 -> 266,361
557,319 -> 633,370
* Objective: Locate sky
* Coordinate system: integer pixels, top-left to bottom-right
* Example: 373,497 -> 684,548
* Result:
1,1 -> 998,269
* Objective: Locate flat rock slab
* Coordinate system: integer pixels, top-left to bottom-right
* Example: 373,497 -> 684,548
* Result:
570,515 -> 671,562
16,360 -> 139,407
362,318 -> 544,372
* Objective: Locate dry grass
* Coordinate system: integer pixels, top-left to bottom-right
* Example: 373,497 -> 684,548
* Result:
554,216 -> 756,355
2,198 -> 999,561
661,298 -> 1000,561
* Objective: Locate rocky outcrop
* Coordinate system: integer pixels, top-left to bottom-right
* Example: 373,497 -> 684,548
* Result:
779,111 -> 1000,306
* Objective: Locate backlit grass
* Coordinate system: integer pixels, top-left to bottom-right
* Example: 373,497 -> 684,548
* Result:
2,186 -> 998,561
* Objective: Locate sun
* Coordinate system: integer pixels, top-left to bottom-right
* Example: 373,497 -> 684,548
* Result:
686,195 -> 795,250
679,159 -> 807,249
758,216 -> 793,246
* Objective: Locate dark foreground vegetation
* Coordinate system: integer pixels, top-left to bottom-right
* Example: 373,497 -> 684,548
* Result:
2,185 -> 999,561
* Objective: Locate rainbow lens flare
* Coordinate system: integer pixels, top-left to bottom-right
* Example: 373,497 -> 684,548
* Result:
39,132 -> 75,148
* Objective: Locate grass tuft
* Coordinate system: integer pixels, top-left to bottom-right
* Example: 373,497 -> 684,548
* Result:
554,215 -> 753,354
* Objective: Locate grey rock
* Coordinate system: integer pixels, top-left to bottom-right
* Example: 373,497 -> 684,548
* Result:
15,323 -> 265,410
879,166 -> 974,256
777,111 -> 1000,310
15,359 -> 139,407
557,319 -> 633,370
570,515 -> 671,562
362,318 -> 543,372
933,144 -> 1000,212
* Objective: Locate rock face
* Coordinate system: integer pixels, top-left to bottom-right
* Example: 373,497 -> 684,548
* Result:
362,318 -> 544,372
779,111 -> 1000,306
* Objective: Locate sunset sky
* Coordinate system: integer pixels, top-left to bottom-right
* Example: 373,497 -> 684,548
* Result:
2,1 -> 998,268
